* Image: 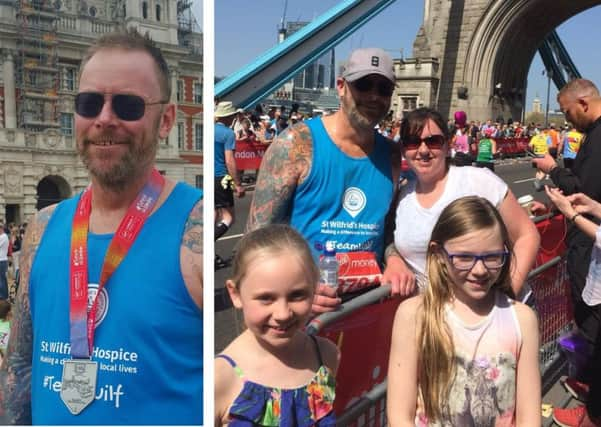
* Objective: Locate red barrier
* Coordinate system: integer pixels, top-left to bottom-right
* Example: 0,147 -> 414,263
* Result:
495,137 -> 530,156
470,137 -> 530,156
320,297 -> 401,413
234,140 -> 269,170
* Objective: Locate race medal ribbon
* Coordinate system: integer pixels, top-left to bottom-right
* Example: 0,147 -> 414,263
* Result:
60,169 -> 164,415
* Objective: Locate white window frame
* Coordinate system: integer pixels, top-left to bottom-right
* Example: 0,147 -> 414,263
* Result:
177,122 -> 185,150
60,112 -> 73,135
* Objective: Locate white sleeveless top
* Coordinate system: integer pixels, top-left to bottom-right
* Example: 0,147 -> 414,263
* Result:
415,291 -> 521,426
394,166 -> 507,289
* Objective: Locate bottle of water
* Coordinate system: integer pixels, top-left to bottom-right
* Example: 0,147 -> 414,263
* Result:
319,241 -> 339,290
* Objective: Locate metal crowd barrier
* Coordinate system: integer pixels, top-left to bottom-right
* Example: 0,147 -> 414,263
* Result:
306,213 -> 574,426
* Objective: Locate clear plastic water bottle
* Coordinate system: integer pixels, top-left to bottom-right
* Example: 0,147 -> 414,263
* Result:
319,241 -> 339,290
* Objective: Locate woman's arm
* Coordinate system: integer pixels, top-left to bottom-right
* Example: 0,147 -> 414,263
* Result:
513,302 -> 541,426
546,188 -> 601,240
387,297 -> 420,427
498,190 -> 541,297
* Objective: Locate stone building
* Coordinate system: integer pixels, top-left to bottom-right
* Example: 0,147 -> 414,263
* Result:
0,0 -> 202,224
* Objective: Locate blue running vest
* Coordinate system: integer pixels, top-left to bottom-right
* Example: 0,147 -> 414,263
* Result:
30,183 -> 203,425
290,118 -> 393,262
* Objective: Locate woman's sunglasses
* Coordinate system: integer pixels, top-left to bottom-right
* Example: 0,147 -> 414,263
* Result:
74,92 -> 168,121
402,134 -> 446,150
350,77 -> 395,97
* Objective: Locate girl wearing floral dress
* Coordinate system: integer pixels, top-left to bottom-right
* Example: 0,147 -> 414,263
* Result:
387,196 -> 541,426
215,225 -> 339,426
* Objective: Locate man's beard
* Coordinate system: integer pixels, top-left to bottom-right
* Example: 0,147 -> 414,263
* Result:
341,92 -> 387,131
78,134 -> 158,193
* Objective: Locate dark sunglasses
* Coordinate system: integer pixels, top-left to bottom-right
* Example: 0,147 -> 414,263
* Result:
403,134 -> 446,150
350,78 -> 395,97
74,92 -> 168,121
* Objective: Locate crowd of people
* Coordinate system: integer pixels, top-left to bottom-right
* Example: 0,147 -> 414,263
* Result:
216,46 -> 601,427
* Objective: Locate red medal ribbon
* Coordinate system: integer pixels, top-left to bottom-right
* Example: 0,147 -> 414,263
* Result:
69,169 -> 165,358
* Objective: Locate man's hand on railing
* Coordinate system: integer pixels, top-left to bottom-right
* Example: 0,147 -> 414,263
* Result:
382,256 -> 416,297
311,284 -> 341,315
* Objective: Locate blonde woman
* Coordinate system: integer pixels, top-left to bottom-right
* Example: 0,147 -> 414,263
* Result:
387,196 -> 540,426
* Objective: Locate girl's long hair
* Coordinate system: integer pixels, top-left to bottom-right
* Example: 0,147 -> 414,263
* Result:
418,196 -> 514,421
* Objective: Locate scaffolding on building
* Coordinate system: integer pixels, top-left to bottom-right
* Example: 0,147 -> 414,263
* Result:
177,0 -> 201,55
15,0 -> 61,132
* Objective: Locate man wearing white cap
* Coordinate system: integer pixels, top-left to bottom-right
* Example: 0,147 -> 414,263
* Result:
215,102 -> 244,264
248,48 -> 400,313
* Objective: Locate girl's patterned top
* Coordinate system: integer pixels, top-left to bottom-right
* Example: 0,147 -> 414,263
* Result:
217,335 -> 336,426
416,291 -> 522,426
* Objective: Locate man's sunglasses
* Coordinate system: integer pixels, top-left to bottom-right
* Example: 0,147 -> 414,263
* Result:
74,92 -> 168,121
350,78 -> 395,97
402,134 -> 447,150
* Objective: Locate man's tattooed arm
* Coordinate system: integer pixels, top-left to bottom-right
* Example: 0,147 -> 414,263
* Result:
181,198 -> 202,309
246,123 -> 313,231
0,205 -> 56,424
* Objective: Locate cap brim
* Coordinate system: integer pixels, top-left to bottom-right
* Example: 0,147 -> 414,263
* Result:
343,70 -> 395,84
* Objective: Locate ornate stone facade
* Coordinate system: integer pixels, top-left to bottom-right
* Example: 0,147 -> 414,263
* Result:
399,0 -> 601,122
0,0 -> 202,224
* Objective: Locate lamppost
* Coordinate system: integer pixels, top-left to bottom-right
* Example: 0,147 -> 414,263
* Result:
544,69 -> 553,127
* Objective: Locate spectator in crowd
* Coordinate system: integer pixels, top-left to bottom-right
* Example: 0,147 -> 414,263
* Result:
382,107 -> 539,299
0,224 -> 8,301
387,196 -> 540,426
0,28 -> 202,424
533,78 -> 601,427
248,48 -> 401,314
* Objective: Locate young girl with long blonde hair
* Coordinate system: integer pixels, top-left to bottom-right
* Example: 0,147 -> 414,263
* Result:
387,196 -> 540,426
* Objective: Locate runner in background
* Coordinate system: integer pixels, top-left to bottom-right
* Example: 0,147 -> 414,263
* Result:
559,126 -> 584,170
451,110 -> 472,167
475,127 -> 497,171
548,123 -> 561,159
387,196 -> 540,426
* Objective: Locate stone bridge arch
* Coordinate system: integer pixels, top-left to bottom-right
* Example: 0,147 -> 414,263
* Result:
414,0 -> 601,121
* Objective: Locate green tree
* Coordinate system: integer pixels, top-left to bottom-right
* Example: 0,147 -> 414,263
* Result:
525,112 -> 545,125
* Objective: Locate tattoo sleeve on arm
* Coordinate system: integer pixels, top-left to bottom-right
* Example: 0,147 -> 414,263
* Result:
0,205 -> 55,424
181,199 -> 202,309
246,123 -> 313,231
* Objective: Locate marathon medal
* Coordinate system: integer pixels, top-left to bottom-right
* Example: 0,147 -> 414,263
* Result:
60,359 -> 98,415
64,169 -> 165,415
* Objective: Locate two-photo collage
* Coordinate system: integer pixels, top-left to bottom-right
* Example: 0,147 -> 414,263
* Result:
1,0 -> 601,425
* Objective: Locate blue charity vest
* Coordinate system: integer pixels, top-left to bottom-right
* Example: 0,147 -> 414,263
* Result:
30,183 -> 203,425
290,118 -> 393,262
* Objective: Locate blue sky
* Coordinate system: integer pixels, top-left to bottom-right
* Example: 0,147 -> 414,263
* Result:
214,0 -> 601,114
